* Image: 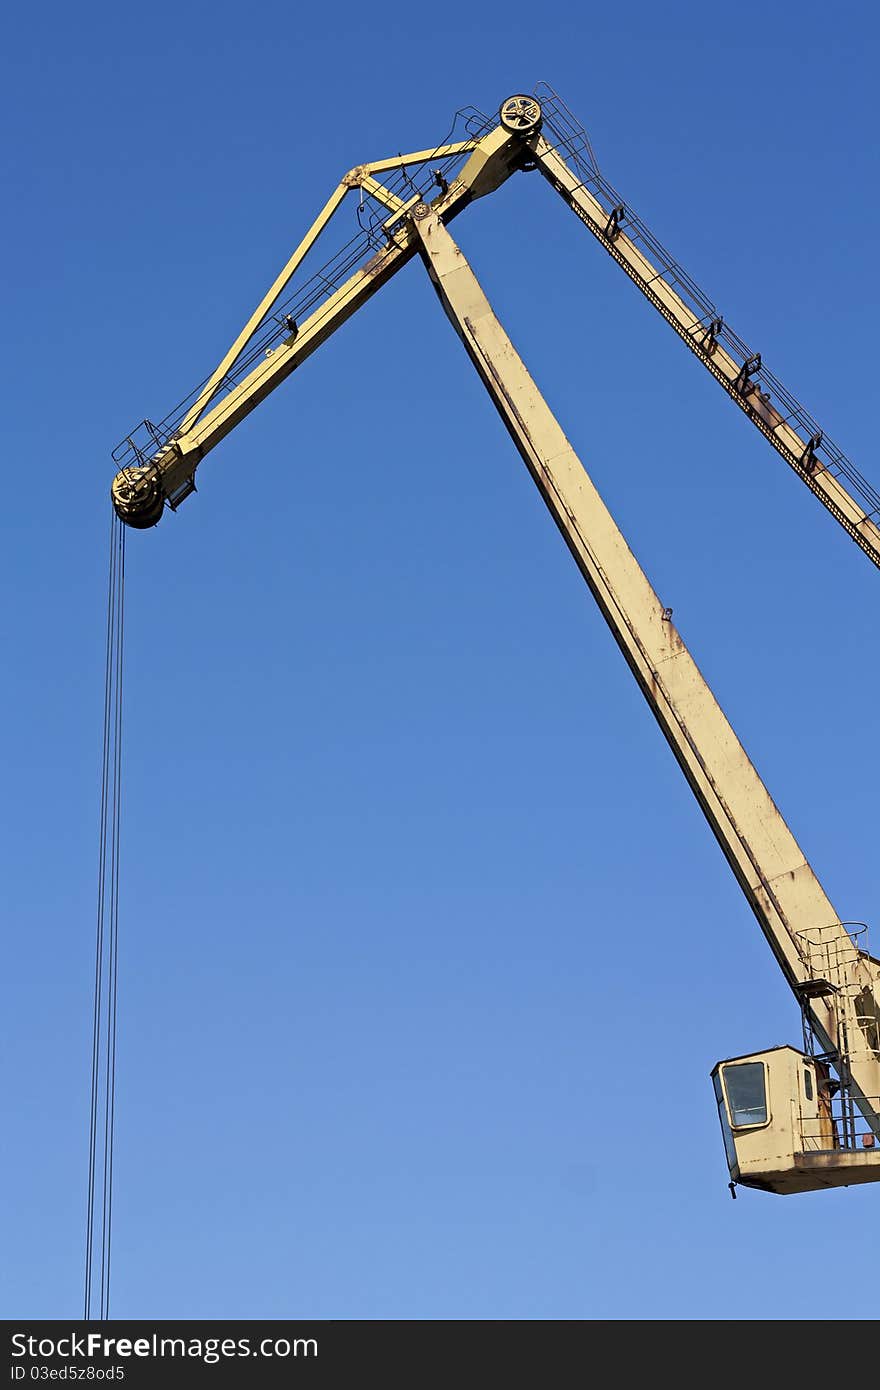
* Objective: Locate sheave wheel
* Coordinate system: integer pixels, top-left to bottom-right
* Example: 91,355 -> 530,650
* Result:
499,95 -> 543,137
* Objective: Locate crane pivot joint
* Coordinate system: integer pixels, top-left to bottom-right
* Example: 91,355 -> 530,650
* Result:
499,95 -> 543,138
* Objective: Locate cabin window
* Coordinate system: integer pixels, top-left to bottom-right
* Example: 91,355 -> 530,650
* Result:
722,1062 -> 768,1128
713,1073 -> 739,1175
803,1069 -> 814,1102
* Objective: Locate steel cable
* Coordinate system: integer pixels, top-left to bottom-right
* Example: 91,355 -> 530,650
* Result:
85,510 -> 125,1319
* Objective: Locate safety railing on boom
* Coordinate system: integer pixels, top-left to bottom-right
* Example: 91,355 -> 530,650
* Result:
111,84 -> 880,571
533,82 -> 880,569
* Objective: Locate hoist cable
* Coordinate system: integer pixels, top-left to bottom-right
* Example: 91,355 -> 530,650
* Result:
85,510 -> 125,1320
84,510 -> 115,1318
105,521 -> 124,1319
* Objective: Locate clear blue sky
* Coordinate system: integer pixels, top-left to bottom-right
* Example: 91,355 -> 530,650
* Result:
4,1 -> 878,1320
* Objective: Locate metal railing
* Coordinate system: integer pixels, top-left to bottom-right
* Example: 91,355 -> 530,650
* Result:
533,81 -> 880,528
796,1093 -> 880,1154
111,104 -> 494,478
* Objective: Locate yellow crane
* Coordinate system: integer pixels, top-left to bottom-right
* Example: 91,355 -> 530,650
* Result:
110,86 -> 880,1195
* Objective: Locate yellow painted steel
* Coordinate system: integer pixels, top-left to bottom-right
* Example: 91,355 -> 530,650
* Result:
114,124 -> 527,515
713,1048 -> 880,1193
111,94 -> 880,1188
177,141 -> 478,437
357,140 -> 477,176
532,137 -> 880,569
179,182 -> 349,435
411,206 -> 880,1148
116,105 -> 879,570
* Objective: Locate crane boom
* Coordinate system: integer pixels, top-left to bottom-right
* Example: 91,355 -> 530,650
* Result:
110,123 -> 526,526
110,90 -> 880,1192
412,205 -> 880,1138
111,89 -> 880,573
531,133 -> 880,569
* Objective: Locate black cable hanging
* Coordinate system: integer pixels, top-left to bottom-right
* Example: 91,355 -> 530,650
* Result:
85,509 -> 125,1320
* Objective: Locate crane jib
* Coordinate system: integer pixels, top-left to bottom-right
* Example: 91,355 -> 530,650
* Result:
106,86 -> 880,1197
